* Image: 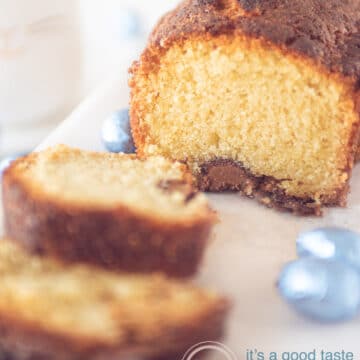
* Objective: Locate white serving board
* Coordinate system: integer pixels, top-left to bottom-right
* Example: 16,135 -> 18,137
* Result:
39,72 -> 360,360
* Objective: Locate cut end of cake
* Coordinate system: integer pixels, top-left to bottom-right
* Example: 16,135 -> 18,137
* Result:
130,34 -> 360,214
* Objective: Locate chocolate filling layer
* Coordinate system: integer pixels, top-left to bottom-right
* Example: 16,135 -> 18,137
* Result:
197,159 -> 322,216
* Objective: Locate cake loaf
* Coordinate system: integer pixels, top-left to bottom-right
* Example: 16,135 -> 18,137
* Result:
2,145 -> 215,277
130,0 -> 360,215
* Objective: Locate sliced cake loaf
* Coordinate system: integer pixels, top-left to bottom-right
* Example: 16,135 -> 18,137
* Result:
130,0 -> 360,215
0,239 -> 229,360
2,145 -> 215,277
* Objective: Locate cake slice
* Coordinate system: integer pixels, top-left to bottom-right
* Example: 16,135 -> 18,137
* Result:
0,239 -> 229,360
130,0 -> 360,216
2,145 -> 215,277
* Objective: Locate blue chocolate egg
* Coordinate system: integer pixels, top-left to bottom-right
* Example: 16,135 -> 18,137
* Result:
101,109 -> 135,154
277,258 -> 360,322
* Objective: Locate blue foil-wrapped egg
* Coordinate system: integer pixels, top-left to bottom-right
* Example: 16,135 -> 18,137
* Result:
297,227 -> 360,269
101,109 -> 135,154
277,258 -> 360,322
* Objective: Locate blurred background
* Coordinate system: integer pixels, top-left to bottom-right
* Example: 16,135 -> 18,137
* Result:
0,0 -> 179,157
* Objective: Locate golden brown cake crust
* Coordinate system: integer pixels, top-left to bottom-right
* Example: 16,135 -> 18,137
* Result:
144,0 -> 360,81
2,154 -> 215,278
